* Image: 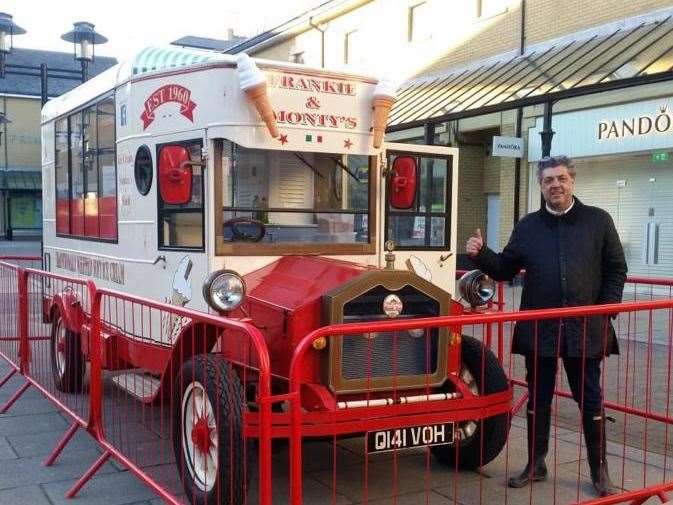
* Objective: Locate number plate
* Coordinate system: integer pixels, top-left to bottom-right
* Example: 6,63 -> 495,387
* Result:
366,422 -> 454,454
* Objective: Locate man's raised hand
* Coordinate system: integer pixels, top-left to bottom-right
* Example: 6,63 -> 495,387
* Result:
466,228 -> 483,257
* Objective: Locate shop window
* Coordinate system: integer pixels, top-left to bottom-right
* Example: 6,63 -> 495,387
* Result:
476,0 -> 507,18
54,93 -> 117,241
408,2 -> 431,42
55,118 -> 69,234
291,51 -> 305,64
344,30 -> 360,65
386,154 -> 451,249
157,141 -> 204,250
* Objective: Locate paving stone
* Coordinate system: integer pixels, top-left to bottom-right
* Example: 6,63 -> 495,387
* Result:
43,471 -> 157,505
0,449 -> 117,490
0,397 -> 58,417
0,411 -> 68,437
0,485 -> 53,505
0,377 -> 44,401
365,489 -> 451,505
7,427 -> 97,458
0,436 -> 16,460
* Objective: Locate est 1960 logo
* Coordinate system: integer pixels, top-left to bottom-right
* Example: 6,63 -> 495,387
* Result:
141,84 -> 197,130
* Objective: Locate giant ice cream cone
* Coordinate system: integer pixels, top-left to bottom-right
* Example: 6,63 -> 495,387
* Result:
371,77 -> 397,149
236,53 -> 279,138
372,96 -> 395,149
245,82 -> 279,138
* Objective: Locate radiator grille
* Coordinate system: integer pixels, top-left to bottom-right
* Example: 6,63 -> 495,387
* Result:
341,285 -> 440,381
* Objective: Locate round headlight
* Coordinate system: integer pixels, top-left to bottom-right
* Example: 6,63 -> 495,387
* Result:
458,269 -> 495,307
203,270 -> 246,312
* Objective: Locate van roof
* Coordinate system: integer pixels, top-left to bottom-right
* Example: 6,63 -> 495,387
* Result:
41,45 -> 379,124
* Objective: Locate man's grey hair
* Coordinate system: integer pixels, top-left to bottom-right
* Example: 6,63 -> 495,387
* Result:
537,155 -> 576,181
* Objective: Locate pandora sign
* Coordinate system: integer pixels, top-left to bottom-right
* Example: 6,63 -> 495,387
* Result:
528,96 -> 673,161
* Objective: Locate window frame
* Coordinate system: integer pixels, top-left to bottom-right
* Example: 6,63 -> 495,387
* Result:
408,1 -> 429,43
53,91 -> 118,243
344,29 -> 358,65
214,141 -> 378,256
384,151 -> 453,251
156,138 -> 206,252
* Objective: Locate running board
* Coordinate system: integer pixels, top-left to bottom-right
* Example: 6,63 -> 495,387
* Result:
111,372 -> 161,402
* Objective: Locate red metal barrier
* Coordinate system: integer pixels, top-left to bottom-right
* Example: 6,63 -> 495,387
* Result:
286,298 -> 673,505
0,255 -> 43,270
2,262 -> 673,505
82,287 -> 274,505
0,261 -> 22,409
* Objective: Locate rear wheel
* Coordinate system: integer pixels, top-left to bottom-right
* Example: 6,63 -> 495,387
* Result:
431,335 -> 509,469
50,309 -> 85,393
173,354 -> 247,505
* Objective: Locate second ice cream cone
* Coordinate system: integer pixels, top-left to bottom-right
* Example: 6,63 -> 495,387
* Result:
245,83 -> 279,138
372,96 -> 395,148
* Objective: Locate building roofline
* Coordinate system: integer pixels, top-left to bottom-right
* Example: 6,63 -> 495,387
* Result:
225,0 -> 373,54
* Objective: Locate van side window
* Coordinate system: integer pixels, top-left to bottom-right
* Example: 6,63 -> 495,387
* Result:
53,93 -> 117,241
55,118 -> 69,234
157,141 -> 204,250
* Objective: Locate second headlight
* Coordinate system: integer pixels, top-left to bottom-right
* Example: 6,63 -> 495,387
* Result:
203,270 -> 246,312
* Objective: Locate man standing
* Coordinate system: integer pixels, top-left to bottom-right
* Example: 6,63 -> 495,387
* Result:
466,155 -> 627,496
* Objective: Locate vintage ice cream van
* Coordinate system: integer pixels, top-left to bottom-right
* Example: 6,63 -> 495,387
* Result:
40,46 -> 510,504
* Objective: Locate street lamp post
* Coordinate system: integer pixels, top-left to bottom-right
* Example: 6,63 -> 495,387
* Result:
61,21 -> 108,82
0,13 -> 108,241
0,13 -> 25,79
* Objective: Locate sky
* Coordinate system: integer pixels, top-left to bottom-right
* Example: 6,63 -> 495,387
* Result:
2,0 -> 323,60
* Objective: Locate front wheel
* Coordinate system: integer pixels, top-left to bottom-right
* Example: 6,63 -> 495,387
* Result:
173,355 -> 247,505
431,335 -> 510,470
50,309 -> 85,393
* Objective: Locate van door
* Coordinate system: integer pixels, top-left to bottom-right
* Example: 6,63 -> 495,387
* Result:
382,143 -> 458,294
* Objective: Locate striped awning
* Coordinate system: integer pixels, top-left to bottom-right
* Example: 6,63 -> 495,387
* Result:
131,46 -> 221,76
389,14 -> 673,129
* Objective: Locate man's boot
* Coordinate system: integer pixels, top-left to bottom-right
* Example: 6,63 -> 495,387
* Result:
508,407 -> 551,488
583,411 -> 619,496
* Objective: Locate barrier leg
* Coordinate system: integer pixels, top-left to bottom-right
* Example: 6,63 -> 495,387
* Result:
0,381 -> 30,413
0,368 -> 16,389
65,449 -> 111,498
511,390 -> 529,416
44,421 -> 80,466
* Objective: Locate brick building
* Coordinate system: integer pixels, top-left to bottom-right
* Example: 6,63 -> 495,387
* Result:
228,0 -> 673,277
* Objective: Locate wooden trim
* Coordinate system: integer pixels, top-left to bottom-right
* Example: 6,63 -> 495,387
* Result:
216,240 -> 375,256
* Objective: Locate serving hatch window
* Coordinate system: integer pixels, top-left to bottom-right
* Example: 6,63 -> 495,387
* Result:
216,142 -> 372,252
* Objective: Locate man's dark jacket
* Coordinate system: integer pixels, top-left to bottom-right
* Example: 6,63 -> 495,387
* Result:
471,198 -> 627,358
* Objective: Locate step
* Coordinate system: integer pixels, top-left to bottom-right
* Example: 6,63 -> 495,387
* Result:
111,371 -> 161,402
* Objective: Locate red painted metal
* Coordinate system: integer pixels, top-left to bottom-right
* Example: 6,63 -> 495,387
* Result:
17,269 -> 29,373
90,286 -> 275,505
389,155 -> 417,209
44,421 -> 80,467
65,450 -> 111,498
0,381 -> 30,413
0,368 -> 16,388
4,262 -> 673,504
158,144 -> 192,204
